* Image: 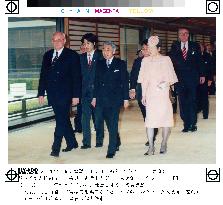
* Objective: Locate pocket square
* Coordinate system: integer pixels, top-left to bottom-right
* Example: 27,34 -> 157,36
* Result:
114,70 -> 120,72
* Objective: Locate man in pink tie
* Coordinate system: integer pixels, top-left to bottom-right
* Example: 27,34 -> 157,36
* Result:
169,28 -> 205,132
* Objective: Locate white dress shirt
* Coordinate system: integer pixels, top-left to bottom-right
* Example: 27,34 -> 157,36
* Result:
87,50 -> 95,62
181,41 -> 188,51
52,47 -> 64,61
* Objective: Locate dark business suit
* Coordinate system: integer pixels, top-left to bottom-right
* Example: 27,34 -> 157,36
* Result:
208,50 -> 216,95
80,50 -> 103,147
169,41 -> 204,130
94,57 -> 129,155
38,47 -> 81,154
197,51 -> 213,118
130,57 -> 146,119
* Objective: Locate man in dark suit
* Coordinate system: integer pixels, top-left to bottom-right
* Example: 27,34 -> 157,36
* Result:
169,28 -> 205,132
129,39 -> 158,145
38,32 -> 81,157
197,43 -> 214,119
73,44 -> 86,134
92,41 -> 129,158
80,33 -> 103,149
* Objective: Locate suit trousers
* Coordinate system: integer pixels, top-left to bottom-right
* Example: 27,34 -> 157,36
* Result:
51,102 -> 78,153
177,83 -> 197,128
74,102 -> 82,131
137,99 -> 146,120
197,82 -> 209,118
95,105 -> 120,154
81,98 -> 96,146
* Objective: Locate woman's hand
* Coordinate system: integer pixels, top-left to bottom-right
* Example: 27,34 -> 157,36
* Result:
91,98 -> 96,107
124,100 -> 129,109
142,96 -> 147,106
158,81 -> 169,89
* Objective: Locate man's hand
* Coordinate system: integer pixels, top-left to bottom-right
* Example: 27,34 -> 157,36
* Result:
200,77 -> 205,84
124,100 -> 129,109
208,80 -> 212,87
38,96 -> 45,105
91,98 -> 96,107
72,98 -> 79,106
129,89 -> 136,99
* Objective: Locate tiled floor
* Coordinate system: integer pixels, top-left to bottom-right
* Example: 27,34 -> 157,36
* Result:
8,96 -> 216,164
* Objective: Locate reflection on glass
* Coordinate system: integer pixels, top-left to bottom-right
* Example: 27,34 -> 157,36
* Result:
8,18 -> 56,118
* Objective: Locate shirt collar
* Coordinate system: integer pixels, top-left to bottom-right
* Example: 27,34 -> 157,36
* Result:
107,56 -> 114,64
54,47 -> 64,57
181,41 -> 188,50
87,50 -> 95,58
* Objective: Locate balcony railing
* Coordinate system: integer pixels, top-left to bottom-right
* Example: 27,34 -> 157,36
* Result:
8,96 -> 53,120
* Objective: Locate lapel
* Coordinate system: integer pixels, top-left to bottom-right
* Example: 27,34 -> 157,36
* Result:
47,49 -> 54,68
186,41 -> 193,61
90,50 -> 98,68
83,53 -> 88,68
57,47 -> 66,63
108,57 -> 116,71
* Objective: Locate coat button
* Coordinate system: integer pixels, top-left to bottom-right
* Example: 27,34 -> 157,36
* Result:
57,72 -> 59,74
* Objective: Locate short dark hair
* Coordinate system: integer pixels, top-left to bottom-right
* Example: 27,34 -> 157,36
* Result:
81,33 -> 98,44
141,39 -> 148,46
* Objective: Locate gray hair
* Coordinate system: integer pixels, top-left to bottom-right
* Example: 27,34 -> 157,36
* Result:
52,32 -> 66,40
103,41 -> 116,52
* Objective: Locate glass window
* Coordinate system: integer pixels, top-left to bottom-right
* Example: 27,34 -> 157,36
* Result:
8,18 -> 56,120
120,27 -> 140,72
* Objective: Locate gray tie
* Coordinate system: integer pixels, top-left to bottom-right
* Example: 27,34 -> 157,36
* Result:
52,51 -> 59,64
107,59 -> 110,68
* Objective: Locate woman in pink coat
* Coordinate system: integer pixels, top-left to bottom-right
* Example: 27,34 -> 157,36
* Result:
138,36 -> 178,156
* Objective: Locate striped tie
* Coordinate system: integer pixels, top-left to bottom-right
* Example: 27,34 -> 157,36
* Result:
182,44 -> 187,60
88,54 -> 92,66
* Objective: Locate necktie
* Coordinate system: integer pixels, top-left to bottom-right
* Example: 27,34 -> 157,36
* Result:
52,51 -> 59,64
107,59 -> 110,68
88,54 -> 92,66
182,43 -> 187,60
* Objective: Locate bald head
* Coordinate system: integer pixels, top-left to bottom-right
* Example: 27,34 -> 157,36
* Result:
51,32 -> 66,51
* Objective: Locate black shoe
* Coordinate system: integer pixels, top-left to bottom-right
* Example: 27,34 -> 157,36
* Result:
182,128 -> 189,132
74,129 -> 82,133
203,116 -> 208,119
145,141 -> 150,146
80,145 -> 91,149
50,151 -> 59,157
62,144 -> 78,152
188,125 -> 197,132
95,143 -> 103,148
106,153 -> 115,158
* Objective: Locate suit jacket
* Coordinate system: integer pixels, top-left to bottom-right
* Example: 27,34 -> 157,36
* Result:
130,57 -> 143,90
80,49 -> 103,101
169,41 -> 204,86
201,51 -> 214,81
37,47 -> 81,106
94,57 -> 129,107
130,57 -> 144,101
